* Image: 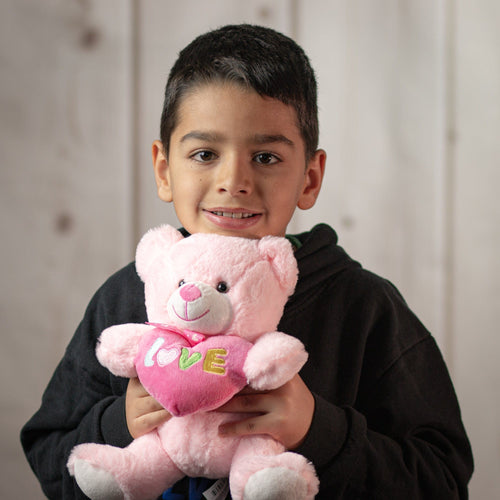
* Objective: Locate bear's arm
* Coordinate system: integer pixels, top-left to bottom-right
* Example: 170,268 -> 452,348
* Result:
96,323 -> 152,377
243,331 -> 308,390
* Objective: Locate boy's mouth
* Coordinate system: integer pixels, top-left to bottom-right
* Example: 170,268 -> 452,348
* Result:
209,210 -> 257,219
203,208 -> 262,229
204,208 -> 260,219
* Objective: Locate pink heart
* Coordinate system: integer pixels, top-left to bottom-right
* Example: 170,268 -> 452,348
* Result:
157,347 -> 179,367
136,330 -> 251,416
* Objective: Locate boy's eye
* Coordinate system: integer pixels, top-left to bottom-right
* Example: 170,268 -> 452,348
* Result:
254,152 -> 280,165
191,150 -> 217,162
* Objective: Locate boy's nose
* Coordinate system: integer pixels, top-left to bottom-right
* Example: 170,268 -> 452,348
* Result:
216,158 -> 252,195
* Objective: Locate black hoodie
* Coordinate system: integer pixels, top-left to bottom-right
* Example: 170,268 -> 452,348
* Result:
21,224 -> 473,499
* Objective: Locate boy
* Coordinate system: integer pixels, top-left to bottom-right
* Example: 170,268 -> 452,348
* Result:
21,24 -> 473,499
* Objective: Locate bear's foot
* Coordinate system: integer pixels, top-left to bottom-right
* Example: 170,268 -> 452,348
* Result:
68,433 -> 184,500
244,466 -> 308,500
72,458 -> 124,500
230,437 -> 319,500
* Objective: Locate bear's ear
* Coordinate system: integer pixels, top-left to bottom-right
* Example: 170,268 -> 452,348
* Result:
258,236 -> 298,295
135,225 -> 184,282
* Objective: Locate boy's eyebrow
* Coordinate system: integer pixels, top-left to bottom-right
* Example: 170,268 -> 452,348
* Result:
180,130 -> 295,147
180,131 -> 223,143
251,134 -> 295,147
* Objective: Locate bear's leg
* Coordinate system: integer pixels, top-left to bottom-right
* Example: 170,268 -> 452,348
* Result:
228,436 -> 319,500
68,431 -> 184,500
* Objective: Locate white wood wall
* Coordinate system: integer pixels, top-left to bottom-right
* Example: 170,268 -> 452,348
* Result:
1,1 -> 498,498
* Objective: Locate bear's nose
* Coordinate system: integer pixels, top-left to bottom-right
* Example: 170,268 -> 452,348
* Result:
179,283 -> 202,302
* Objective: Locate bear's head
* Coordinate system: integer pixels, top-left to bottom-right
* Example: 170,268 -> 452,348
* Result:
135,225 -> 298,342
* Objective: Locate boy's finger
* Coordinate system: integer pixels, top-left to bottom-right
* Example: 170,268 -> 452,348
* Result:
217,393 -> 270,413
218,413 -> 278,441
136,394 -> 165,414
218,416 -> 259,438
134,408 -> 171,437
238,386 -> 268,395
127,377 -> 150,397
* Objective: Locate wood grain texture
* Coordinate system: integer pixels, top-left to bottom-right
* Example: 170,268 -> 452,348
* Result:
453,1 -> 500,497
0,0 -> 131,497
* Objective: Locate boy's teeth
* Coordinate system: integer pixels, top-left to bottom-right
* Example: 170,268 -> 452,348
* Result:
214,211 -> 253,219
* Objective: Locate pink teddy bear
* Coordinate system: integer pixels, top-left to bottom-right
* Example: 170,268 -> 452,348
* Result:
68,224 -> 319,500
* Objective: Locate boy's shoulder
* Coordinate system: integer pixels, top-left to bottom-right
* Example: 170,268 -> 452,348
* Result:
107,261 -> 141,287
96,261 -> 143,298
86,261 -> 146,326
292,223 -> 414,314
292,223 -> 361,291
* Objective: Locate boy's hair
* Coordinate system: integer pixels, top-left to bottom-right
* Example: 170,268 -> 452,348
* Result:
160,24 -> 319,160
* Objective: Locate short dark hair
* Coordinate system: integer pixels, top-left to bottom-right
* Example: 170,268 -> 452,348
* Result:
160,24 -> 319,159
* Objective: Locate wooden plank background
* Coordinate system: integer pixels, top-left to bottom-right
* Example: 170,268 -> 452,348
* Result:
1,1 -> 498,498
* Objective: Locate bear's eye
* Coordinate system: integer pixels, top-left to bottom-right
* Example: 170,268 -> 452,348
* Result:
178,280 -> 186,287
216,281 -> 229,293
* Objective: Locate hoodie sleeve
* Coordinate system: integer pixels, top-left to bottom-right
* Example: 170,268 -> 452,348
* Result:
20,263 -> 146,499
289,264 -> 473,499
297,337 -> 473,499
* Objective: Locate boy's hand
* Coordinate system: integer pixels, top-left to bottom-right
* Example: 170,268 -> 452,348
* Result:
216,374 -> 314,450
125,377 -> 171,439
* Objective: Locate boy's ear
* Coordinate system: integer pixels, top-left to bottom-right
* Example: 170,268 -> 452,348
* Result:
152,140 -> 173,202
297,149 -> 326,210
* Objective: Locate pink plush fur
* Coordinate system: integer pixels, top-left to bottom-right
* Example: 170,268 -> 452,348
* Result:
244,331 -> 308,390
68,225 -> 318,500
96,324 -> 152,378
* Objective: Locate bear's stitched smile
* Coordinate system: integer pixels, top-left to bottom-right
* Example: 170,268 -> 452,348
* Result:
172,304 -> 210,322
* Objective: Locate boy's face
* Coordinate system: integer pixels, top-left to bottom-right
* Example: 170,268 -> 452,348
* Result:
153,83 -> 325,238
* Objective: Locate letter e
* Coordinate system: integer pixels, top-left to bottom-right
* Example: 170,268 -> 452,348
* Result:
203,348 -> 227,375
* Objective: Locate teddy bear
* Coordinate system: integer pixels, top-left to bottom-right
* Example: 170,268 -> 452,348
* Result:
67,224 -> 319,500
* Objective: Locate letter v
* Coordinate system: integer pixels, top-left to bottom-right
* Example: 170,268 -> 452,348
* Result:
179,348 -> 202,370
